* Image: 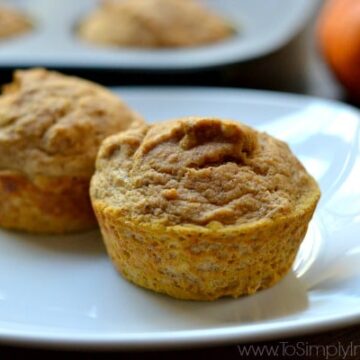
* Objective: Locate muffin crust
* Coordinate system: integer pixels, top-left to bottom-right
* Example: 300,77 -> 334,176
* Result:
0,68 -> 142,177
91,117 -> 320,300
78,0 -> 233,48
93,117 -> 316,226
0,172 -> 95,234
0,68 -> 143,233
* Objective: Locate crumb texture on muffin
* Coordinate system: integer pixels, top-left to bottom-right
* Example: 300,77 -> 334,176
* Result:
0,171 -> 95,233
78,0 -> 233,48
0,6 -> 32,39
91,117 -> 320,300
93,117 -> 318,227
0,68 -> 143,178
0,68 -> 143,233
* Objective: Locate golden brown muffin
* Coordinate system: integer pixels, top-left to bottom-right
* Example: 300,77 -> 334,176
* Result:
0,6 -> 32,39
0,68 -> 143,234
91,117 -> 320,301
78,0 -> 233,48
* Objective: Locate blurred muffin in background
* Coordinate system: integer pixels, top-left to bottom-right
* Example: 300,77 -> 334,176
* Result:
0,68 -> 144,234
0,6 -> 32,40
78,0 -> 234,48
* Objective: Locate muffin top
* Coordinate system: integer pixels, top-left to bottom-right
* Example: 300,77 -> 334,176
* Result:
92,117 -> 319,227
0,6 -> 32,39
0,69 -> 143,177
78,0 -> 233,48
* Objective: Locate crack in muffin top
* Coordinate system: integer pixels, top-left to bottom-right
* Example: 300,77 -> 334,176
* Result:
92,117 -> 318,226
0,68 -> 143,177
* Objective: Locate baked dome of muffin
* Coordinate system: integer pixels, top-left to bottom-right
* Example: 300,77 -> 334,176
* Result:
78,0 -> 233,48
0,6 -> 32,40
0,68 -> 143,233
91,117 -> 320,300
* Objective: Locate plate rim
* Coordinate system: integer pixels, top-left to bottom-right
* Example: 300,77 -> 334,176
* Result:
0,87 -> 359,350
1,311 -> 360,350
114,86 -> 360,116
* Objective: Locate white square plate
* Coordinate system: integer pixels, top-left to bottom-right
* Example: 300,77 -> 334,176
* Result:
0,88 -> 359,349
0,0 -> 317,70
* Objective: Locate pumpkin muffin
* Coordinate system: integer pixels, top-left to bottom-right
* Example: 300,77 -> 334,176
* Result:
0,6 -> 32,40
78,0 -> 233,48
91,117 -> 320,301
0,68 -> 143,234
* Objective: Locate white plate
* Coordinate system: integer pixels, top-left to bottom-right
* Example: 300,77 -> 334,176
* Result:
0,88 -> 359,350
0,0 -> 317,70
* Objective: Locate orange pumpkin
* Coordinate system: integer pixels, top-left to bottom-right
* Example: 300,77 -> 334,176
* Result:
318,0 -> 360,102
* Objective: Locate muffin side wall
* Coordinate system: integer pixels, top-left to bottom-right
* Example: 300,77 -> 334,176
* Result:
0,170 -> 97,234
93,196 -> 318,301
